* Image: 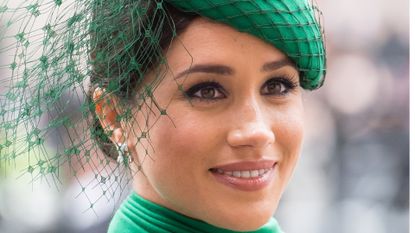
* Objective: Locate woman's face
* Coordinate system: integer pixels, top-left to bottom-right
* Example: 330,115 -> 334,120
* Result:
129,17 -> 304,231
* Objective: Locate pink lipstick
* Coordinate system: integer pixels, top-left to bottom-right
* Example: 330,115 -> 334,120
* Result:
209,160 -> 277,191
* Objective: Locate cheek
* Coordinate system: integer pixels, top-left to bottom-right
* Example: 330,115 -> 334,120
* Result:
137,109 -> 221,210
274,105 -> 304,183
142,111 -> 211,182
152,114 -> 205,159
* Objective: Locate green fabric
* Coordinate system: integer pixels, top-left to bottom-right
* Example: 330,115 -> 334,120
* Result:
167,0 -> 326,89
108,192 -> 283,233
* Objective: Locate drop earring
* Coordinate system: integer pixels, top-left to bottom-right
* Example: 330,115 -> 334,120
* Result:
117,143 -> 132,166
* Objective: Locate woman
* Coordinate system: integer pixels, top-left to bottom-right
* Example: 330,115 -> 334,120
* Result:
89,0 -> 325,232
0,0 -> 325,232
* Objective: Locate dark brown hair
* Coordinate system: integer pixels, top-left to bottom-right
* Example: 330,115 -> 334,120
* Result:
88,1 -> 198,160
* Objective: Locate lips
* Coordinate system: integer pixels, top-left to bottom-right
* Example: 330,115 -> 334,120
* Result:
209,160 -> 277,191
210,160 -> 276,172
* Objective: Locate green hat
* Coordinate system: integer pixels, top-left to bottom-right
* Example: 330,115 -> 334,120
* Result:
0,0 -> 326,210
167,0 -> 326,89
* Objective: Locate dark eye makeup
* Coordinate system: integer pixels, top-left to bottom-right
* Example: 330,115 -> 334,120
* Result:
183,76 -> 298,103
260,76 -> 298,96
184,81 -> 226,101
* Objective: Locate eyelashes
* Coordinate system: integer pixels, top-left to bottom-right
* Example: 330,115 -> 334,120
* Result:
183,76 -> 298,102
184,81 -> 226,101
260,77 -> 298,96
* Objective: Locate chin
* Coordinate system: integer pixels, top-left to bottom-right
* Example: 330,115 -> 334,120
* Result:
207,204 -> 276,231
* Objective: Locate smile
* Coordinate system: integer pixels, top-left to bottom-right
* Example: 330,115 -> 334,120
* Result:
209,160 -> 277,191
210,168 -> 272,178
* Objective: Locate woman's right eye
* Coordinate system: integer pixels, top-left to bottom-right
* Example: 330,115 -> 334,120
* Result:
184,81 -> 226,101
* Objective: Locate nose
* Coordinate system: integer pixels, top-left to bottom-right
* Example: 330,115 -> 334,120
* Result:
227,100 -> 275,150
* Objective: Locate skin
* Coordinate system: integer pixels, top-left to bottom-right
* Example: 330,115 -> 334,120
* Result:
95,17 -> 304,231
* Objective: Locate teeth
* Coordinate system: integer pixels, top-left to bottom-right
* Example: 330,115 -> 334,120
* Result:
213,168 -> 271,178
241,171 -> 250,178
232,171 -> 241,177
250,170 -> 259,177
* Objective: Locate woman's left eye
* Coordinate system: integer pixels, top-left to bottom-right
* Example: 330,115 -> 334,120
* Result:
260,77 -> 296,96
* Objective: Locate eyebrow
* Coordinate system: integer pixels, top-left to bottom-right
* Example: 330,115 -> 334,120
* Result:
174,64 -> 234,80
261,59 -> 296,72
174,58 -> 295,80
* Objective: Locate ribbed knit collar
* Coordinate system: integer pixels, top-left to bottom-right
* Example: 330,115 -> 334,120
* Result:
108,192 -> 283,233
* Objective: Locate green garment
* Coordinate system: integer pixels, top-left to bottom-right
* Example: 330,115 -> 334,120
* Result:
108,192 -> 283,233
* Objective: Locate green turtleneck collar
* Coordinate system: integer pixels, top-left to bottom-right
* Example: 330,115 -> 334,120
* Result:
108,192 -> 283,233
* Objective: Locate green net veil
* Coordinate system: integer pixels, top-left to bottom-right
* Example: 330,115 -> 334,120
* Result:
0,0 -> 326,213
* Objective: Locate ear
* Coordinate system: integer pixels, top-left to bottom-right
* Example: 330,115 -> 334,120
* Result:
92,87 -> 124,144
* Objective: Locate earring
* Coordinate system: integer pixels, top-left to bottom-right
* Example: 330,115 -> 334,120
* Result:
117,143 -> 132,165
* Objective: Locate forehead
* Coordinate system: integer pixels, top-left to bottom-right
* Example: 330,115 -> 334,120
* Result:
165,17 -> 288,71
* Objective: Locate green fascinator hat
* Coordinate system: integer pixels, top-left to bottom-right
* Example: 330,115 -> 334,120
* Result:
0,0 -> 325,207
167,0 -> 326,89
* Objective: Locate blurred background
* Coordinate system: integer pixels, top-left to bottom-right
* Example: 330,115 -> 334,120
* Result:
276,0 -> 409,232
0,0 -> 409,232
